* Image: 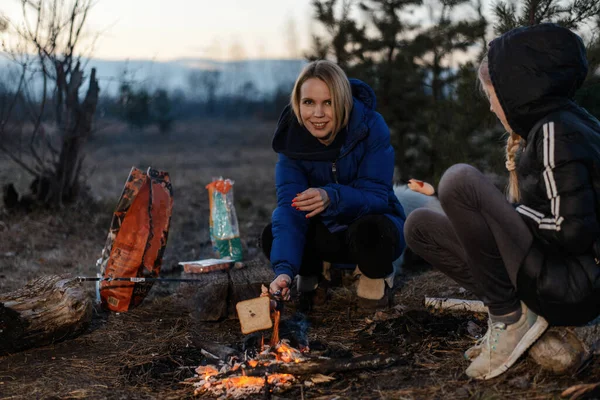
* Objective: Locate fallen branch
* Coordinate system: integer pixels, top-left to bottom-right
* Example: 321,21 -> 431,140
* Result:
424,297 -> 487,313
193,340 -> 241,360
234,354 -> 400,377
561,382 -> 600,400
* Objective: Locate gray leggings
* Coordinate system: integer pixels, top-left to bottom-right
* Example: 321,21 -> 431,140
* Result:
404,164 -> 533,315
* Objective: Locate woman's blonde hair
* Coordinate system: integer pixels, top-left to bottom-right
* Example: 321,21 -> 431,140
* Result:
290,60 -> 353,145
478,56 -> 522,202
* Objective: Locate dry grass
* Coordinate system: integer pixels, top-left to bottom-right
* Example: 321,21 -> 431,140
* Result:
0,119 -> 598,399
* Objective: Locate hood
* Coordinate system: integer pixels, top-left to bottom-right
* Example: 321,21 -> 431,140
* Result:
272,79 -> 376,160
349,78 -> 377,110
488,23 -> 588,140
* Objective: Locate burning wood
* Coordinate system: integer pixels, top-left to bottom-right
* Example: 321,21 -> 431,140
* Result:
192,371 -> 295,398
186,338 -> 399,398
187,339 -> 304,398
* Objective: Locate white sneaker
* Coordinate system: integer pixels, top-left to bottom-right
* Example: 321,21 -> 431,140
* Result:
466,302 -> 549,380
464,319 -> 491,360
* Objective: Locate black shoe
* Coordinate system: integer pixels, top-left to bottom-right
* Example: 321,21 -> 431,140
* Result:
297,276 -> 330,313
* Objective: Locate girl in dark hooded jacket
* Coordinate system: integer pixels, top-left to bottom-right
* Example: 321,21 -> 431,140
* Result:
261,60 -> 406,310
405,23 -> 600,380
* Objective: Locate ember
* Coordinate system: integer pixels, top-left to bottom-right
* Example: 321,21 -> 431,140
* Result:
191,371 -> 295,398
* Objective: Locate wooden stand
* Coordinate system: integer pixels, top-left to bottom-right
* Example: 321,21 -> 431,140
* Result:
0,275 -> 92,355
179,259 -> 274,321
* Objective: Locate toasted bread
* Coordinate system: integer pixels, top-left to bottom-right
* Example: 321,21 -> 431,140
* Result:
236,296 -> 272,334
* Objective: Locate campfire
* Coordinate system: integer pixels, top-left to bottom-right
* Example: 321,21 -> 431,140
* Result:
183,290 -> 399,398
186,310 -> 305,398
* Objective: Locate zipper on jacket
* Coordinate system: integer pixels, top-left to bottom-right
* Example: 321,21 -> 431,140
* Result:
332,161 -> 339,183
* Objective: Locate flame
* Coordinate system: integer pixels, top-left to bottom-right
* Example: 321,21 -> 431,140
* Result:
275,342 -> 303,363
270,310 -> 280,347
248,360 -> 259,368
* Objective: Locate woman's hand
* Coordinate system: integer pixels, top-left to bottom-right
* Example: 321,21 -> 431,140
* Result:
269,274 -> 292,301
293,188 -> 330,218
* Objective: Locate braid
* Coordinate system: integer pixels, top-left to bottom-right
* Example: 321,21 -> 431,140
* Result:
505,131 -> 521,202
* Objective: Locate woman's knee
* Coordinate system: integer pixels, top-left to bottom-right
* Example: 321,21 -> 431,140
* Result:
348,215 -> 399,253
260,223 -> 273,259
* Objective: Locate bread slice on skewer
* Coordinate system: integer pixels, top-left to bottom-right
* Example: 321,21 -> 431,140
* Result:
236,296 -> 272,334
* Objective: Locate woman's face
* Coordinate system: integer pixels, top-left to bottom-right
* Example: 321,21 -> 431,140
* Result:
483,81 -> 512,133
299,78 -> 335,141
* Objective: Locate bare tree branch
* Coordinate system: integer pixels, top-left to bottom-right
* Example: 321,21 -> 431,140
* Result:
1,0 -> 99,207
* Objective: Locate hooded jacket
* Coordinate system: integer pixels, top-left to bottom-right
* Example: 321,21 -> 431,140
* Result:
489,23 -> 600,325
269,79 -> 406,279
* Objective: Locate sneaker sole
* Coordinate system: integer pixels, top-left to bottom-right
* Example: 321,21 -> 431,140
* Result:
478,316 -> 549,380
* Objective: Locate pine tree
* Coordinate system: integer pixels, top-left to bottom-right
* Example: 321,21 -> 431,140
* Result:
306,0 -> 495,182
403,0 -> 488,181
307,0 -> 366,69
492,0 -> 600,35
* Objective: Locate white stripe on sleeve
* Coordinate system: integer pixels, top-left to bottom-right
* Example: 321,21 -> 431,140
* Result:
516,122 -> 563,232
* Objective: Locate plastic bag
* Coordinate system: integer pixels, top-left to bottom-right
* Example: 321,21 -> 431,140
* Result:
98,167 -> 174,312
206,178 -> 243,262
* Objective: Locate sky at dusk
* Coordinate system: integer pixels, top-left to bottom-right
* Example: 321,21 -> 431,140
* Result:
2,0 -> 315,61
1,0 -> 506,62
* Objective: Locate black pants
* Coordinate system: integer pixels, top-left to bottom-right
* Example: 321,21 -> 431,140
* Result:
404,164 -> 533,316
261,215 -> 400,279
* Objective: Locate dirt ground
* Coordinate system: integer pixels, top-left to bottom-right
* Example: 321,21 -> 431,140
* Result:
1,120 -> 599,399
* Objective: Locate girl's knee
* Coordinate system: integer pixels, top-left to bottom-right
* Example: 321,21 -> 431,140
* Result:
404,208 -> 437,248
438,164 -> 482,206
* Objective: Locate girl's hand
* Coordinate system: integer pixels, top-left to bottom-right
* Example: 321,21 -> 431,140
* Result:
269,274 -> 292,301
292,188 -> 330,218
407,179 -> 435,196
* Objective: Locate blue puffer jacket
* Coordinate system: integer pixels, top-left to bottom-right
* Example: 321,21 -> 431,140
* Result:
269,79 -> 406,279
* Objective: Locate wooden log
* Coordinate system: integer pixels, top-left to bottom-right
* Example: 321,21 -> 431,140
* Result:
179,269 -> 230,321
0,275 -> 92,354
227,354 -> 400,377
529,317 -> 600,374
179,257 -> 274,322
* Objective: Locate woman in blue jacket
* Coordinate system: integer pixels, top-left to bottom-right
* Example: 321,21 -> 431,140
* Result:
261,60 -> 406,310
